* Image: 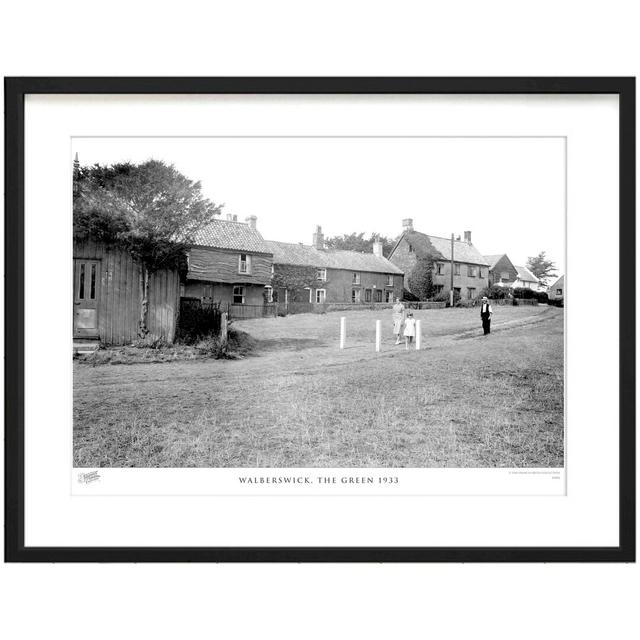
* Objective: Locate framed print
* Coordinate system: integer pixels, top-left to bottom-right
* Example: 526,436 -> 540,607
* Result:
4,77 -> 635,562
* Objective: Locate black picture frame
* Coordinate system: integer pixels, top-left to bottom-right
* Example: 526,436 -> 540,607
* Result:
4,77 -> 635,563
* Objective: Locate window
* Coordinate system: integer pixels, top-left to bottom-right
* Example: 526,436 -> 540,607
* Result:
375,289 -> 383,302
467,287 -> 476,300
352,272 -> 360,285
500,271 -> 509,281
434,285 -> 444,295
408,244 -> 414,252
264,286 -> 273,303
316,268 -> 327,281
478,268 -> 484,278
365,289 -> 372,303
315,289 -> 326,303
352,289 -> 361,303
436,262 -> 445,275
202,284 -> 213,301
557,288 -> 563,296
233,286 -> 245,304
238,253 -> 251,274
385,290 -> 393,303
386,274 -> 393,286
467,265 -> 477,277
454,263 -> 460,276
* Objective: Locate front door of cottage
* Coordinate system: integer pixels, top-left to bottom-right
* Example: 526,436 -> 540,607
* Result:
73,259 -> 100,338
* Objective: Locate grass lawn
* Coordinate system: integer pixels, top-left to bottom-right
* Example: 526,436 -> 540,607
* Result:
74,305 -> 564,468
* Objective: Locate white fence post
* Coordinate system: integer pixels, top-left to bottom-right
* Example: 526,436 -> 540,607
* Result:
339,317 -> 346,349
415,319 -> 421,350
375,319 -> 381,352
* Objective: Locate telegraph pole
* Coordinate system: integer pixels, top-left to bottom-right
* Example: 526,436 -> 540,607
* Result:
450,233 -> 455,307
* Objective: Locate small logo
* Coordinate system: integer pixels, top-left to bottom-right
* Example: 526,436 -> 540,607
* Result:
78,470 -> 101,484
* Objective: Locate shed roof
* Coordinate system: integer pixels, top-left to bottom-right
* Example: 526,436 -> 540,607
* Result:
391,231 -> 489,266
515,265 -> 540,283
265,240 -> 404,274
191,218 -> 271,254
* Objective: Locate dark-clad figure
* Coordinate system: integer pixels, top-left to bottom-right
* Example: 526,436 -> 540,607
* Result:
480,296 -> 493,335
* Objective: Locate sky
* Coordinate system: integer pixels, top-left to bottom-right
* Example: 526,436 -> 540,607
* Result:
73,136 -> 566,273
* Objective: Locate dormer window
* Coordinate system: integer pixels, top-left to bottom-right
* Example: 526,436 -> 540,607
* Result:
238,253 -> 251,274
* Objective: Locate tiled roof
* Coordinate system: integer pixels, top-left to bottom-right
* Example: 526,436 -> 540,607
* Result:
549,275 -> 564,289
265,240 -> 404,274
391,231 -> 489,266
191,218 -> 271,254
483,254 -> 506,269
515,265 -> 539,283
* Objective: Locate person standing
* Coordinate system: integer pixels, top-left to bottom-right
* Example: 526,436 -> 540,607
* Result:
403,312 -> 416,350
480,296 -> 493,335
392,297 -> 405,345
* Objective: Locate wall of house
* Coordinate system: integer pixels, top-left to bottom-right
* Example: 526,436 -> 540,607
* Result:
273,268 -> 402,304
187,247 -> 272,285
388,237 -> 418,290
432,262 -> 489,299
74,239 -> 180,345
390,237 -> 488,298
488,256 -> 519,285
303,268 -> 402,303
183,281 -> 266,305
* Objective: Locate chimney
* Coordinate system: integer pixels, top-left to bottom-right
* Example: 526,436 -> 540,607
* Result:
312,225 -> 324,250
464,230 -> 472,244
245,215 -> 257,230
402,218 -> 413,232
372,239 -> 383,257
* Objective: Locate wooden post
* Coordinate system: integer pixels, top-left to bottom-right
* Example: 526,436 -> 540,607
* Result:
375,319 -> 381,352
416,319 -> 421,350
339,316 -> 346,349
221,312 -> 228,345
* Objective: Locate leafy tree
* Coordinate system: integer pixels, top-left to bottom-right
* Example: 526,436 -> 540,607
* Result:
407,255 -> 435,300
526,251 -> 557,286
74,160 -> 222,337
324,232 -> 396,257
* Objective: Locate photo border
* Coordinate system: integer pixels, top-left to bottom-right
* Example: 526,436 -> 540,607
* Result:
4,77 -> 635,562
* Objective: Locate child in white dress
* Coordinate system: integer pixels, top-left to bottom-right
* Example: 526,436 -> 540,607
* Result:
403,312 -> 416,350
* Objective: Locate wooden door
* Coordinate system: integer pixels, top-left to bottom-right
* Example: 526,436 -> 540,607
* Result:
73,259 -> 100,338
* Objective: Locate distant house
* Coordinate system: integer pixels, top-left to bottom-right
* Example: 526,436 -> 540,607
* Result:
73,238 -> 180,345
548,275 -> 565,301
388,219 -> 489,300
484,254 -> 519,287
265,226 -> 404,305
513,265 -> 542,291
184,215 -> 273,306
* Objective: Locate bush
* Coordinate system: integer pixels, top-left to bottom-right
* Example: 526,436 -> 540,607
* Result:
480,285 -> 509,299
534,291 -> 549,304
512,287 -> 536,299
402,288 -> 419,302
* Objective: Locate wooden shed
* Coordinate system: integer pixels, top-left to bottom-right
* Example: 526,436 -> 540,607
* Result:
73,239 -> 180,345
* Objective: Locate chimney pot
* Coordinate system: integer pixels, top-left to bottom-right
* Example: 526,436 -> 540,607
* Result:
402,218 -> 414,231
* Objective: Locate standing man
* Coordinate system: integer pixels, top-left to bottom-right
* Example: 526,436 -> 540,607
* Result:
392,297 -> 406,345
480,296 -> 493,335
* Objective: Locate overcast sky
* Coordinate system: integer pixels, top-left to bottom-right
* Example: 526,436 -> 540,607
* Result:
73,137 -> 565,273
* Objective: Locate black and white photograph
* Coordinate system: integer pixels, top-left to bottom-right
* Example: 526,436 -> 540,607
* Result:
72,135 -> 565,471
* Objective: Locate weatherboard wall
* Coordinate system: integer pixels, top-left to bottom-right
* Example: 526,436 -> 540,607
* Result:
73,239 -> 180,345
